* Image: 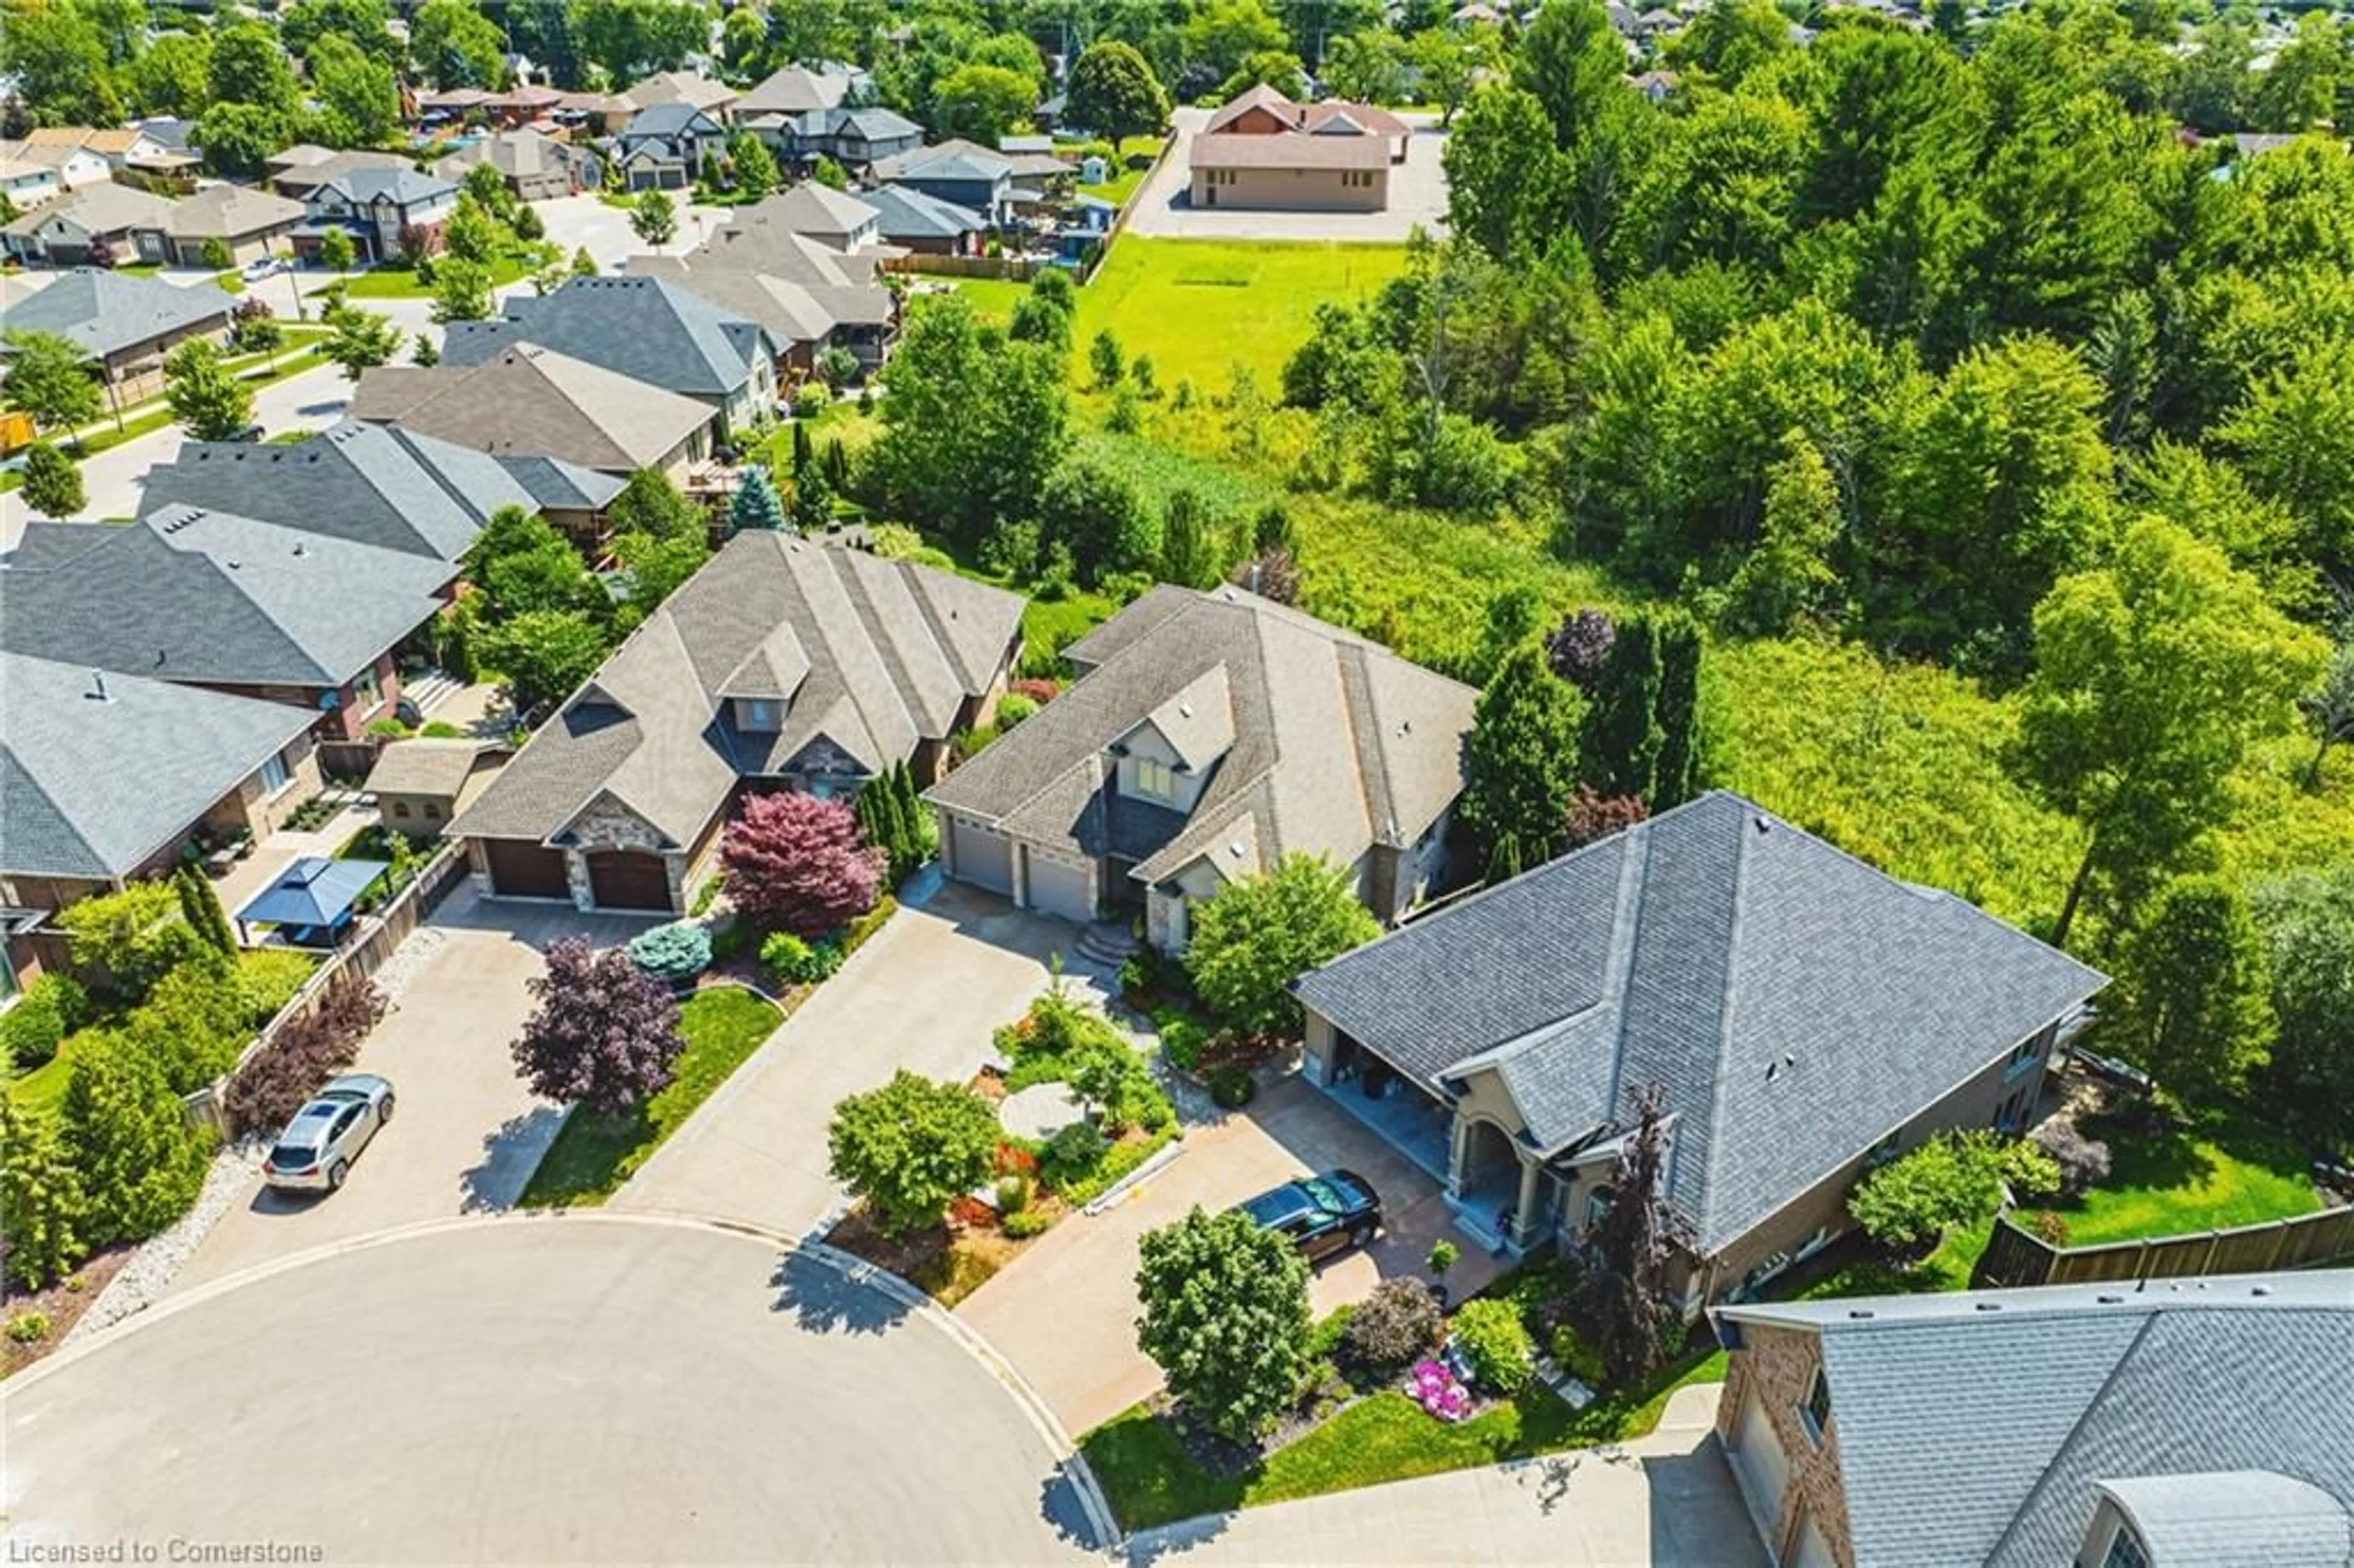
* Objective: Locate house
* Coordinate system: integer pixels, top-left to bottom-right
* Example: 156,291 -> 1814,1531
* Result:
608,102 -> 727,191
1710,1272 -> 2354,1568
365,739 -> 508,839
626,255 -> 851,384
622,70 -> 738,120
858,184 -> 988,256
745,182 -> 883,251
0,506 -> 455,744
269,148 -> 412,201
924,584 -> 1475,938
140,419 -> 541,561
0,181 -> 177,265
24,124 -> 188,174
433,127 -> 582,202
675,218 -> 900,368
0,268 -> 234,401
770,105 -> 926,172
1188,83 -> 1408,213
0,154 -> 63,210
295,165 -> 461,264
451,533 -> 1024,912
440,275 -> 778,440
164,183 -> 306,266
1292,793 -> 2108,1286
350,343 -> 721,481
873,139 -> 1014,221
0,650 -> 322,916
0,137 -> 111,193
493,454 -> 628,557
730,64 -> 851,132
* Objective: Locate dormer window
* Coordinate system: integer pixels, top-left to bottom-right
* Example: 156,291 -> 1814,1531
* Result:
2100,1525 -> 2150,1568
1135,758 -> 1176,802
738,698 -> 780,733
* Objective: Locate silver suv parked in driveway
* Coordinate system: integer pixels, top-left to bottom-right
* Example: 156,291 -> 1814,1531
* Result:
262,1074 -> 395,1193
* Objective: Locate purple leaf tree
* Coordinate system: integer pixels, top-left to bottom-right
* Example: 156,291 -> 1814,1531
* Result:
1545,607 -> 1617,693
721,792 -> 883,937
510,938 -> 684,1116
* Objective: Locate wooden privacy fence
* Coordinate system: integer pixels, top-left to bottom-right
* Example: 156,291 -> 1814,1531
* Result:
181,843 -> 471,1133
1972,1204 -> 2354,1290
883,253 -> 1045,281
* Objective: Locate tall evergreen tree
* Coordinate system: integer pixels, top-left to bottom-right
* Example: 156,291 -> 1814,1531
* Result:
730,466 -> 788,532
63,1039 -> 210,1246
1584,614 -> 1663,801
1461,645 -> 1586,880
175,862 -> 237,953
0,1095 -> 88,1290
2112,876 -> 2277,1103
1651,613 -> 1706,810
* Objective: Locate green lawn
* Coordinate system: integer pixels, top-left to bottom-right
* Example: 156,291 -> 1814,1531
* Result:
7,1053 -> 73,1117
2024,1113 -> 2319,1246
518,986 -> 783,1206
1076,238 -> 1411,389
1080,1345 -> 1729,1533
341,253 -> 532,299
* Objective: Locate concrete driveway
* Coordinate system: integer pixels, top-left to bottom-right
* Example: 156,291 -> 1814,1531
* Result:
1125,107 -> 1452,242
956,1073 -> 1499,1434
1124,1383 -> 1764,1566
170,889 -> 660,1295
617,877 -> 1110,1236
8,1216 -> 1103,1563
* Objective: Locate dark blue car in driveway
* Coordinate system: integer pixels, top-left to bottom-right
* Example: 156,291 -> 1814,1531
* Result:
1232,1170 -> 1384,1260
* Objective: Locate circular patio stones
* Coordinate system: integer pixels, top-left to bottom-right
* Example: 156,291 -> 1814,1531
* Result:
1000,1081 -> 1087,1141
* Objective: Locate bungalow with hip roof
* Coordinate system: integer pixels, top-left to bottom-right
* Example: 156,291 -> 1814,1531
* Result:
667,219 -> 900,369
0,268 -> 234,401
859,184 -> 988,256
872,140 -> 1016,222
609,102 -> 727,191
0,650 -> 322,918
451,533 -> 1024,912
0,181 -> 177,266
0,506 -> 457,744
627,254 -> 861,386
1291,793 -> 2106,1288
348,343 -> 721,482
739,183 -> 883,251
1709,1271 -> 2353,1568
1189,83 -> 1410,213
432,127 -> 584,202
923,584 -> 1476,940
439,274 -> 778,440
164,183 -> 306,267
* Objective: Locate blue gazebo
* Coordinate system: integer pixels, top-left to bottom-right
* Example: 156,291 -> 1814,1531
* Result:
236,856 -> 390,947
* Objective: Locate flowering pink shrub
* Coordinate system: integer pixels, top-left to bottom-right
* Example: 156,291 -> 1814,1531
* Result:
1409,1359 -> 1471,1423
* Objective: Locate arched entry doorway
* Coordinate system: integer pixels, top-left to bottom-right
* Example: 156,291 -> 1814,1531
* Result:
1453,1119 -> 1528,1248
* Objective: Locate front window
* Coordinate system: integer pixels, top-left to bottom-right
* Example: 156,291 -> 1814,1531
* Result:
1799,1368 -> 1832,1448
259,748 -> 292,794
2102,1525 -> 2150,1568
1134,758 -> 1175,802
2004,1035 -> 2042,1078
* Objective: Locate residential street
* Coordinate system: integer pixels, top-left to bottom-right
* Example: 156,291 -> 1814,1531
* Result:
617,877 -> 1110,1235
7,1216 -> 1104,1564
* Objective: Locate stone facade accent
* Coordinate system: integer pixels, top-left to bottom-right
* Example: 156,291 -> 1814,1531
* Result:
561,794 -> 684,912
1717,1322 -> 1855,1568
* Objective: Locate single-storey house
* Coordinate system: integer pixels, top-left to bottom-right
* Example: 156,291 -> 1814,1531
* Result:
0,268 -> 234,401
296,164 -> 460,264
744,182 -> 883,251
873,139 -> 1013,221
1292,793 -> 2108,1290
164,183 -> 306,267
1189,83 -> 1408,213
860,184 -> 987,256
441,275 -> 777,440
1711,1272 -> 2354,1568
608,102 -> 726,191
140,419 -> 540,561
365,739 -> 508,838
1,180 -> 176,265
433,127 -> 582,202
671,221 -> 899,369
628,256 -> 846,386
0,507 -> 456,744
452,533 -> 1024,913
924,584 -> 1476,941
349,344 -> 720,481
0,650 -> 322,916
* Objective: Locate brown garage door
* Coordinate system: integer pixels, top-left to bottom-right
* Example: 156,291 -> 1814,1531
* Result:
486,839 -> 569,900
587,850 -> 673,911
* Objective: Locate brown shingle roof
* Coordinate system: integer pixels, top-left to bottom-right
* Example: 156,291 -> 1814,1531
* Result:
348,345 -> 714,473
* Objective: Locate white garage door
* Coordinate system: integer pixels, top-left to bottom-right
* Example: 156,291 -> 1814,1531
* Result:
1024,850 -> 1094,923
1729,1390 -> 1792,1537
949,818 -> 1013,895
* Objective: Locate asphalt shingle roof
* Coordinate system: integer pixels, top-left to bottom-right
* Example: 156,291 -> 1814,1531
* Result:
142,421 -> 535,560
1294,793 -> 2108,1251
860,183 -> 986,241
925,585 -> 1473,890
1718,1272 -> 2354,1568
1,180 -> 177,239
168,183 -> 304,240
0,506 -> 452,687
441,275 -> 771,400
452,535 -> 1022,849
733,64 -> 851,118
0,268 -> 233,362
349,344 -> 715,473
1,650 -> 317,881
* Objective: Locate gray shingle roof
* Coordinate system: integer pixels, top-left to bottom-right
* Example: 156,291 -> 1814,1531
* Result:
168,183 -> 304,241
0,506 -> 452,687
349,344 -> 716,473
617,102 -> 724,140
141,421 -> 534,560
733,64 -> 851,118
0,268 -> 234,362
925,585 -> 1474,890
452,535 -> 1023,849
1717,1272 -> 2354,1568
860,183 -> 986,241
1,181 -> 177,239
1294,793 -> 2108,1252
319,166 -> 457,207
440,275 -> 772,400
497,454 -> 624,512
674,221 -> 897,327
1,649 -> 318,881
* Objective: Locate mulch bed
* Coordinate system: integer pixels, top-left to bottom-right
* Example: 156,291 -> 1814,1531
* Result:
1,1244 -> 134,1380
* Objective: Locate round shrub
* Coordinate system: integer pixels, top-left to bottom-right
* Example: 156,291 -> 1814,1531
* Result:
1002,1209 -> 1052,1239
1040,1119 -> 1108,1189
1345,1277 -> 1442,1373
994,1171 -> 1032,1215
626,921 -> 712,986
997,693 -> 1040,728
760,931 -> 843,986
1449,1298 -> 1536,1395
1208,1065 -> 1255,1108
1,973 -> 88,1068
7,1311 -> 52,1345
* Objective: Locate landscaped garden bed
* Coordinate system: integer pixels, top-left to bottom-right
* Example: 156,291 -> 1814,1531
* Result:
1,1245 -> 134,1380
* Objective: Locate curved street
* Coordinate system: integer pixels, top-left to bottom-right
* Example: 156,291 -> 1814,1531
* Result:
4,1216 -> 1104,1564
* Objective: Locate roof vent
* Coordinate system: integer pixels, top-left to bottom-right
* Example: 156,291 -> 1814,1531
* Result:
1754,814 -> 1770,833
1178,701 -> 1193,718
1973,1301 -> 2002,1312
2097,1294 -> 2125,1305
86,670 -> 111,702
2250,1284 -> 2272,1297
292,541 -> 308,557
1846,1309 -> 1873,1320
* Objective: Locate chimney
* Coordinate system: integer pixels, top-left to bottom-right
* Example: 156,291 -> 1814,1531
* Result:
88,670 -> 110,701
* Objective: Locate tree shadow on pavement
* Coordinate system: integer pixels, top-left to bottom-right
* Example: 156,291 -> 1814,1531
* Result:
1038,1461 -> 1126,1555
768,1247 -> 916,1336
1120,1504 -> 1233,1565
459,1106 -> 567,1212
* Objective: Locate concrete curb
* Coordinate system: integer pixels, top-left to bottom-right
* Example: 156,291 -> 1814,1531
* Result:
10,1208 -> 1125,1556
1082,1138 -> 1187,1218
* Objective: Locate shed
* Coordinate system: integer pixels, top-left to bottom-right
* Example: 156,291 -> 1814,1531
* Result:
364,738 -> 507,837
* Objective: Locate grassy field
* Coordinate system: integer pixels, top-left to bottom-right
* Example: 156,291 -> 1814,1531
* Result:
518,986 -> 783,1206
342,253 -> 533,299
1077,238 -> 1410,389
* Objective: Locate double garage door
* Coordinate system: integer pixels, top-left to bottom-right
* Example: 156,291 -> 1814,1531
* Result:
483,842 -> 673,911
944,821 -> 1092,923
